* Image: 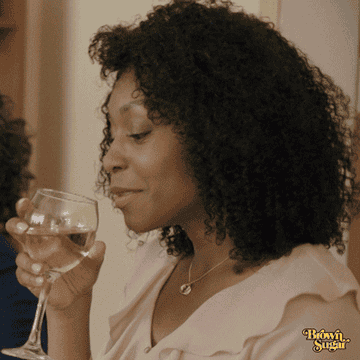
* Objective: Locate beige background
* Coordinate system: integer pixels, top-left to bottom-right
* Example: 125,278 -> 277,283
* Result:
21,0 -> 359,357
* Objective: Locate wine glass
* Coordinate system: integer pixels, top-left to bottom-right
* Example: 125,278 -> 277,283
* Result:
1,189 -> 99,360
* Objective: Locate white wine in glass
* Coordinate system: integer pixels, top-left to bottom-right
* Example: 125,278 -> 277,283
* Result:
1,189 -> 99,360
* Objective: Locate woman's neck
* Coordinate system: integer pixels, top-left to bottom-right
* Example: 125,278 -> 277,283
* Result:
180,217 -> 235,274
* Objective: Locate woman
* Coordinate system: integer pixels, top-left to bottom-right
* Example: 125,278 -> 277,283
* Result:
0,93 -> 47,358
7,0 -> 360,359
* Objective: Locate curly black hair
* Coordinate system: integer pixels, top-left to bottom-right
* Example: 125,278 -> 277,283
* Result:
89,0 -> 357,273
0,93 -> 33,235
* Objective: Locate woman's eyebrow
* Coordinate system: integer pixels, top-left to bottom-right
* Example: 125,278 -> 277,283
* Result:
108,99 -> 145,124
118,99 -> 145,115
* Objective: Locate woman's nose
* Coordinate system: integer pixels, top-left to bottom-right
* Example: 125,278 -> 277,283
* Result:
102,142 -> 126,174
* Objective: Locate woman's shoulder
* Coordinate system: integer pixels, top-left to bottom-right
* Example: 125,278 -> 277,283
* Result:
265,243 -> 360,332
283,290 -> 360,333
261,244 -> 360,302
249,291 -> 360,359
244,244 -> 360,359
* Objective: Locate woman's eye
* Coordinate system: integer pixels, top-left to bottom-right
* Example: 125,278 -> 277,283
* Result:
129,131 -> 151,142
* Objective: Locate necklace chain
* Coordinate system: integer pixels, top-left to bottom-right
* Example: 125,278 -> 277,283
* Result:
179,255 -> 230,296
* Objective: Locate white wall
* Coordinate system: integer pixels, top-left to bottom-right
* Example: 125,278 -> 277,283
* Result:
61,1 -> 261,356
280,0 -> 359,120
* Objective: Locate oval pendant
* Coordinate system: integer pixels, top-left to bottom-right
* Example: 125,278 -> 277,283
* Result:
180,284 -> 192,295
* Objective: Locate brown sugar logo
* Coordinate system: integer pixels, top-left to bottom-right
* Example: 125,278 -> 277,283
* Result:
302,329 -> 351,352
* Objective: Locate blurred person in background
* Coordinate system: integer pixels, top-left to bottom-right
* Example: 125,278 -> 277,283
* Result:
0,92 -> 47,358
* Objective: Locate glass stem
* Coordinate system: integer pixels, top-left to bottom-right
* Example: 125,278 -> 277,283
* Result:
26,275 -> 54,349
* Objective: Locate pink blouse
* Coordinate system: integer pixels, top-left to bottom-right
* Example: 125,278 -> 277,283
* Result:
96,236 -> 360,360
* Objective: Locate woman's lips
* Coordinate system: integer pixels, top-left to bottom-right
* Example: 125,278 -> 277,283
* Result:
113,191 -> 142,208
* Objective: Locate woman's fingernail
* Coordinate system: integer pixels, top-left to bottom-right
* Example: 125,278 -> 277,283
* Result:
88,245 -> 96,257
16,222 -> 28,233
36,277 -> 44,286
17,198 -> 27,207
32,264 -> 41,274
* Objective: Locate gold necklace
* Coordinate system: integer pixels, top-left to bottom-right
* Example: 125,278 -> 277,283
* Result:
179,255 -> 230,295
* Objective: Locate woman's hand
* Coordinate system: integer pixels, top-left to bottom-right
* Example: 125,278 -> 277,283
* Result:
6,198 -> 106,311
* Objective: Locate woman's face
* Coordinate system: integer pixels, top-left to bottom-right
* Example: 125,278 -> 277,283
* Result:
103,68 -> 204,233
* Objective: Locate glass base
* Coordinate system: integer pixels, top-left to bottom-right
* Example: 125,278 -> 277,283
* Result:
1,346 -> 53,360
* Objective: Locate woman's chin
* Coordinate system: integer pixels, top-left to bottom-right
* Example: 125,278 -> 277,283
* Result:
122,210 -> 180,234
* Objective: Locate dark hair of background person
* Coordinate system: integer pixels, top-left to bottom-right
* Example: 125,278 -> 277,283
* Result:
88,0 -> 358,274
0,93 -> 33,240
0,92 -> 47,357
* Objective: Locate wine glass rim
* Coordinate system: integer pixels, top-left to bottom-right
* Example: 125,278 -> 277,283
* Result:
37,188 -> 97,205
